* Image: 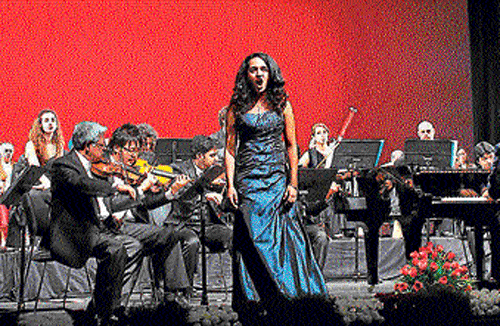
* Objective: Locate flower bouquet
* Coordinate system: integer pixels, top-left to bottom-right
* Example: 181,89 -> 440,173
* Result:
394,241 -> 473,294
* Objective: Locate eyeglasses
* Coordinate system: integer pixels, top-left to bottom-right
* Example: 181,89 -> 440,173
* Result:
419,129 -> 433,134
92,142 -> 106,150
122,147 -> 139,154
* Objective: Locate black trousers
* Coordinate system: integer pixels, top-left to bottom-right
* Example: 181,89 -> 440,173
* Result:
90,230 -> 142,318
121,222 -> 190,291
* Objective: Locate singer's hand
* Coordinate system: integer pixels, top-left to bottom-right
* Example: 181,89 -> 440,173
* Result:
227,186 -> 239,209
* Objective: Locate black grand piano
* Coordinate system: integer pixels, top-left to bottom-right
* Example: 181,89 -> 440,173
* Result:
336,167 -> 499,286
413,169 -> 499,285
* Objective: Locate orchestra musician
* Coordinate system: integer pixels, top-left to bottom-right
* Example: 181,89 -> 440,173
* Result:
417,120 -> 436,141
0,142 -> 14,250
209,107 -> 228,162
7,109 -> 66,248
453,148 -> 474,170
298,123 -> 335,270
167,135 -> 232,289
0,142 -> 15,191
137,123 -> 159,164
484,142 -> 500,285
105,123 -> 194,306
48,121 -> 144,325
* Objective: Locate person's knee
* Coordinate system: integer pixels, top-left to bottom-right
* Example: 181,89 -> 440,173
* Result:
185,235 -> 201,251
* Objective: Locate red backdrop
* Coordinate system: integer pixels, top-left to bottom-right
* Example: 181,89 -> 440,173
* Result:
0,0 -> 472,164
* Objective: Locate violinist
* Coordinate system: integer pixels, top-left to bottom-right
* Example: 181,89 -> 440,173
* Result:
137,123 -> 158,164
48,121 -> 144,324
106,123 -> 193,306
167,135 -> 232,289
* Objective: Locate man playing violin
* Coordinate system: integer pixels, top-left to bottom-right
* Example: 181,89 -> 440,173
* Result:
106,123 -> 194,306
48,121 -> 146,325
167,135 -> 232,289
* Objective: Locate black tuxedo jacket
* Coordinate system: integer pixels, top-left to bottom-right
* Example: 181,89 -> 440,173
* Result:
49,150 -> 117,268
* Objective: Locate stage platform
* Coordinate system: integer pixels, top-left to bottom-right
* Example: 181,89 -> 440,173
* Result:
0,236 -> 489,325
0,236 -> 484,303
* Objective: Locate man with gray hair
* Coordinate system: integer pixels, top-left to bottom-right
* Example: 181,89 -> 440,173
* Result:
48,121 -> 145,325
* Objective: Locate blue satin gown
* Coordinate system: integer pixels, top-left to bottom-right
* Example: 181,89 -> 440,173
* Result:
232,110 -> 327,308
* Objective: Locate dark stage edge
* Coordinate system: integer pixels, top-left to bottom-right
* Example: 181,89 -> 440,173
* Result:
0,236 -> 489,325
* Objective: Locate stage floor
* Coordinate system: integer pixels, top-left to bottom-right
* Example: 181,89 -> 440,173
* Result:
0,235 -> 487,325
0,278 -> 397,326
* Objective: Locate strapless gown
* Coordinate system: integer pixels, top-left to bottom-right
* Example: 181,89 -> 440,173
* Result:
232,110 -> 327,309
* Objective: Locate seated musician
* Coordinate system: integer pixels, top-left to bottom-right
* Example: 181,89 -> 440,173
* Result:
167,135 -> 232,288
137,123 -> 159,164
0,142 -> 15,191
453,148 -> 474,170
298,123 -> 334,269
7,109 -> 66,248
106,123 -> 194,305
0,142 -> 14,250
48,121 -> 144,324
475,141 -> 495,171
483,143 -> 500,284
417,120 -> 436,141
378,151 -> 429,260
417,119 -> 456,236
209,107 -> 228,162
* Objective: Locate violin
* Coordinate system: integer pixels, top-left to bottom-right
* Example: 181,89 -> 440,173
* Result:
134,158 -> 180,184
91,159 -> 146,185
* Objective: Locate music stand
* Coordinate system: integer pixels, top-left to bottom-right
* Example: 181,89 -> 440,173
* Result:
177,164 -> 225,306
404,139 -> 458,169
155,138 -> 192,165
179,164 -> 225,201
298,168 -> 338,202
330,139 -> 384,169
0,165 -> 45,311
1,165 -> 46,208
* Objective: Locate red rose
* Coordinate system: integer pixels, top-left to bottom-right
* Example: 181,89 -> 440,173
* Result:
430,262 -> 439,272
461,275 -> 469,280
451,262 -> 460,270
412,258 -> 419,266
436,244 -> 444,252
419,246 -> 430,254
401,265 -> 410,276
426,242 -> 434,250
465,285 -> 472,292
399,282 -> 408,291
447,252 -> 456,261
438,276 -> 448,284
410,251 -> 419,259
413,281 -> 423,292
409,267 -> 418,278
431,251 -> 438,260
451,269 -> 461,279
460,265 -> 468,273
443,262 -> 451,270
420,252 -> 429,261
418,260 -> 428,272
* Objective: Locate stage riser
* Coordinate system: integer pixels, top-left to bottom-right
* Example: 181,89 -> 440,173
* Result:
0,237 -> 483,300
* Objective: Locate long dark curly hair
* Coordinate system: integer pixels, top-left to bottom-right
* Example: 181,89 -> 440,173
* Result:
229,52 -> 289,117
